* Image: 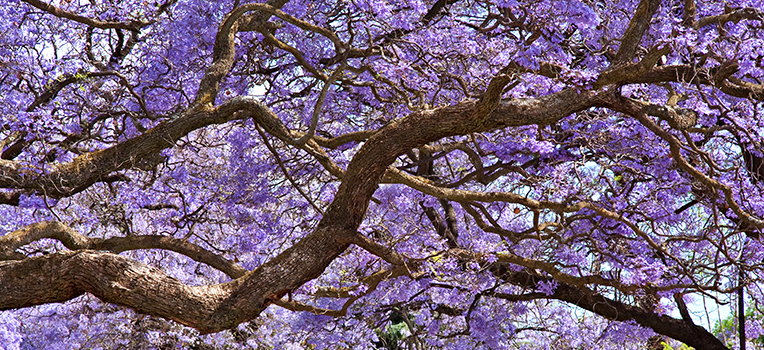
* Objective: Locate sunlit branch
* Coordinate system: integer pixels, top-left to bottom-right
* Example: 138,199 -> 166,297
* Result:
0,221 -> 248,279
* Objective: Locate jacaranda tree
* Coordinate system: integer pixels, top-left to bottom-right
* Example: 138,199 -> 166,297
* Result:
1,0 -> 763,349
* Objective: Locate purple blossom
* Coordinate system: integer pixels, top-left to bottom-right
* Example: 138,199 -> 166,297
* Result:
536,279 -> 559,296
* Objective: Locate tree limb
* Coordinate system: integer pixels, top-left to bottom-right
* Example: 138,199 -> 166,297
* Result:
696,6 -> 763,28
613,0 -> 661,64
0,84 -> 606,333
0,221 -> 248,279
499,269 -> 729,350
21,0 -> 149,31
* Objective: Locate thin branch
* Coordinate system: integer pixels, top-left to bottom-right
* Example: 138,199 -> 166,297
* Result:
256,125 -> 325,215
606,95 -> 764,231
21,0 -> 149,31
292,60 -> 348,146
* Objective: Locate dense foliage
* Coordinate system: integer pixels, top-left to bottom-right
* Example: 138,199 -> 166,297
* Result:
1,0 -> 764,349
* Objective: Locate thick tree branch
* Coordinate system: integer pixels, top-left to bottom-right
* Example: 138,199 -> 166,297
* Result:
349,233 -> 409,267
0,221 -> 248,279
0,223 -> 355,334
593,60 -> 764,102
0,102 -> 242,198
0,221 -> 372,318
318,87 -> 605,227
632,64 -> 764,101
0,85 -> 606,333
441,242 -> 726,349
0,250 -> 239,333
696,6 -> 763,28
500,269 -> 729,350
195,1 -> 288,105
613,0 -> 661,64
313,130 -> 376,149
596,45 -> 672,88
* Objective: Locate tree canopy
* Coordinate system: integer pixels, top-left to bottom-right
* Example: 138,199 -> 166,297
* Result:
1,0 -> 764,349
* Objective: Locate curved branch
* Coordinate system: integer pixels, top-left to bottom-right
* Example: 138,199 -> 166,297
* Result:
632,64 -> 764,101
0,84 -> 606,333
696,6 -> 763,28
195,1 -> 288,105
494,252 -> 691,295
0,250 -> 239,333
313,130 -> 376,149
385,167 -> 575,212
21,0 -> 149,31
596,45 -> 672,88
606,95 -> 764,231
0,221 -> 379,318
0,221 -> 248,279
318,87 -> 606,227
216,96 -> 346,179
500,269 -> 729,350
237,3 -> 345,49
1,223 -> 355,333
0,101 -> 245,198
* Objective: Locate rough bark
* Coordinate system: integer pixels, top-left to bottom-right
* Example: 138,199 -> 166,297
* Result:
4,1 -> 760,347
0,87 -> 604,332
613,0 -> 662,64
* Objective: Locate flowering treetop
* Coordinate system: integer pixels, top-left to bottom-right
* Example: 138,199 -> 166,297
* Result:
1,0 -> 764,349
